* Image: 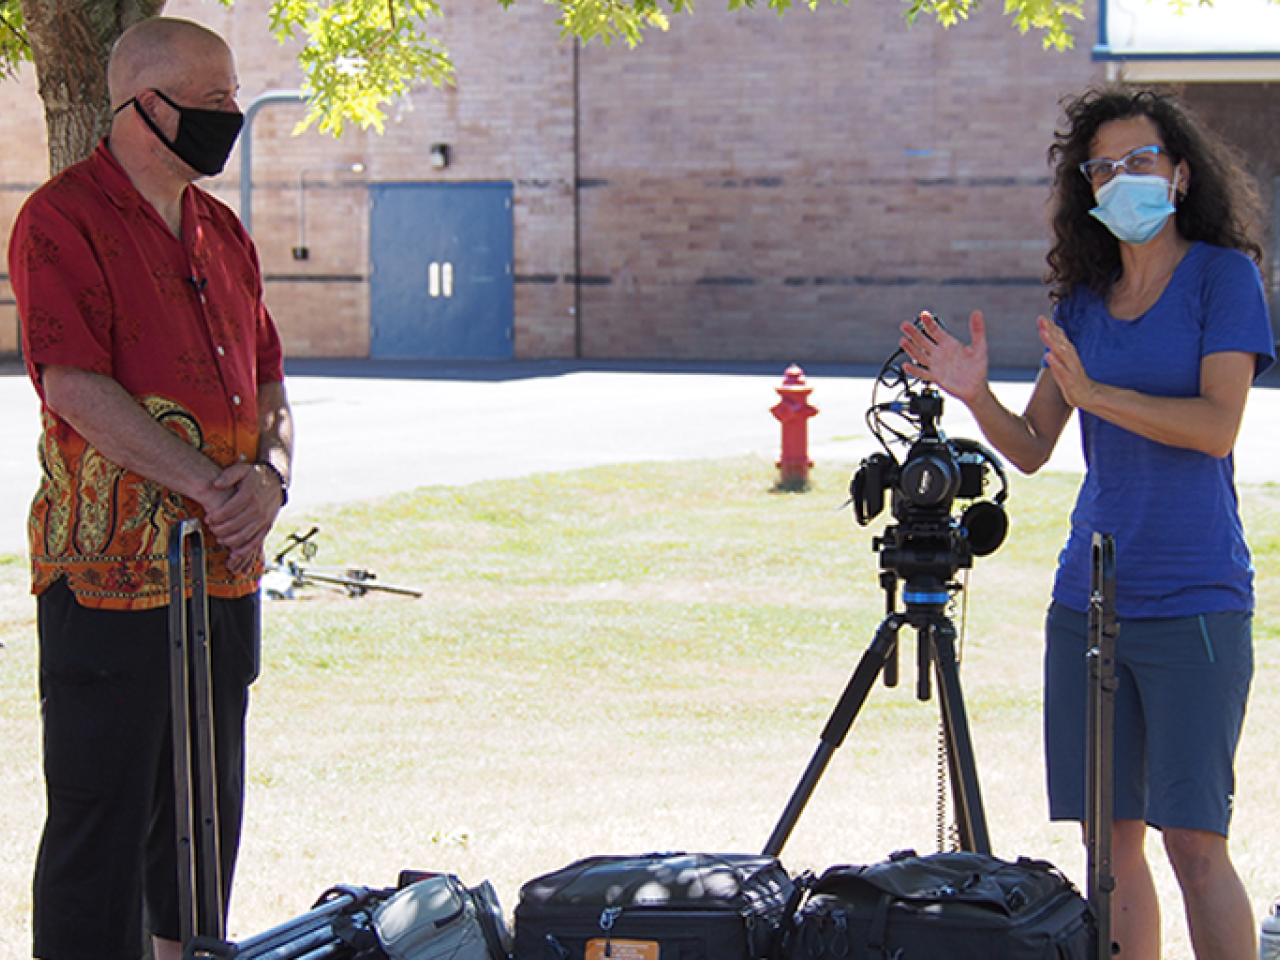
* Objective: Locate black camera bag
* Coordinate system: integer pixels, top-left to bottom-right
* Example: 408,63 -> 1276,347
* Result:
514,853 -> 795,960
783,851 -> 1093,960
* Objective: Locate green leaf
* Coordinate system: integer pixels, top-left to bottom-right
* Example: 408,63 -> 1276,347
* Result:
0,0 -> 33,80
268,0 -> 453,135
1002,0 -> 1084,49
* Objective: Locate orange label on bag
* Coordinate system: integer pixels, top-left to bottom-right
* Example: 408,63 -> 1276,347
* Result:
586,939 -> 659,960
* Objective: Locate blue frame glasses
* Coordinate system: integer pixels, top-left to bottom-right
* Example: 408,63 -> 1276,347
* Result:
1079,145 -> 1163,186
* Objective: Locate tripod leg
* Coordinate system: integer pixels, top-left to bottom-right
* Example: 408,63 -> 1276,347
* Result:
928,622 -> 991,855
168,520 -> 226,949
168,525 -> 197,948
186,530 -> 224,940
1087,533 -> 1118,960
764,615 -> 903,857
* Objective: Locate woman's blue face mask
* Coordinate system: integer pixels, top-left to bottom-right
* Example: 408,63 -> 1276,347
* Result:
1088,170 -> 1179,247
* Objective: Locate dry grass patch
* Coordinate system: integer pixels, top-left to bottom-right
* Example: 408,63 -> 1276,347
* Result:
1,459 -> 1278,960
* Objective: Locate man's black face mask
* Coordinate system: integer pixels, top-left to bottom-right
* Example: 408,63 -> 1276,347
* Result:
117,88 -> 244,177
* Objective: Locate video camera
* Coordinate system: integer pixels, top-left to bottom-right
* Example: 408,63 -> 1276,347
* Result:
850,317 -> 1009,609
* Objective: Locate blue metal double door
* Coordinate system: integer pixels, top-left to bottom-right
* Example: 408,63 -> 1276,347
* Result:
369,182 -> 514,359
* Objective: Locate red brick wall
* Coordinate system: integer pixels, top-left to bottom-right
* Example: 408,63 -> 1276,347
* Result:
11,2 -> 1276,364
1176,82 -> 1280,297
0,1 -> 581,361
179,0 -> 579,360
0,64 -> 49,356
573,2 -> 1103,363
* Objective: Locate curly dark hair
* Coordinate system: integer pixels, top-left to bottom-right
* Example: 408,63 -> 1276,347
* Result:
1045,86 -> 1263,303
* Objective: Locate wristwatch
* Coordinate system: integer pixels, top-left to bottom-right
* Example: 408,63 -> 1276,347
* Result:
257,461 -> 289,507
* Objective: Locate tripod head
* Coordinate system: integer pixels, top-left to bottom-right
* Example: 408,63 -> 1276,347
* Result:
847,317 -> 1014,698
851,318 -> 1010,616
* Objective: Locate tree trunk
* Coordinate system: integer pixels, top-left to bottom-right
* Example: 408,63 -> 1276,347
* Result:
19,0 -> 165,175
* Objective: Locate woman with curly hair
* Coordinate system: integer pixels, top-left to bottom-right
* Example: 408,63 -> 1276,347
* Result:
897,87 -> 1274,960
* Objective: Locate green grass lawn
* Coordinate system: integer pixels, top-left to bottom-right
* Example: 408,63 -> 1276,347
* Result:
2,456 -> 1278,958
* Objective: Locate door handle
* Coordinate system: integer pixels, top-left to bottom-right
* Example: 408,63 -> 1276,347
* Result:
428,262 -> 454,298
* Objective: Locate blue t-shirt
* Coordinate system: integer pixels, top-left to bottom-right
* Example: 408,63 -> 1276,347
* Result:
1051,242 -> 1275,618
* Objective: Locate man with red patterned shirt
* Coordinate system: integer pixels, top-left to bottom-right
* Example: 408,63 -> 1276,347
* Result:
8,18 -> 292,960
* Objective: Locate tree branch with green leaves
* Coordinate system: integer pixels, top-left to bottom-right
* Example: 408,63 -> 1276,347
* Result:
9,0 -> 1090,169
0,0 -> 31,80
269,0 -> 453,134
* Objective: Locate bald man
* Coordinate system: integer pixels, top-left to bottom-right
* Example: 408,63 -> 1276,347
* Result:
8,18 -> 291,960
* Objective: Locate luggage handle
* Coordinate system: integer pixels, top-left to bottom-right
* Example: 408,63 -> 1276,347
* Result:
169,518 -> 225,948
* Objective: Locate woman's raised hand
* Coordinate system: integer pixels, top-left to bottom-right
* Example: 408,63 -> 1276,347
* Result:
898,310 -> 991,404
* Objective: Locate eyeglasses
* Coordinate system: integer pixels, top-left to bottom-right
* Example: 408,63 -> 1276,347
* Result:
1079,145 -> 1164,186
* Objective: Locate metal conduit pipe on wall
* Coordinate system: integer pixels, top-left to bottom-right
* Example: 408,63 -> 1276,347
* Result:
239,90 -> 306,235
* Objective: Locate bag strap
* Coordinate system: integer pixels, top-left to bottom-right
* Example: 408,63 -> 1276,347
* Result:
798,908 -> 826,960
827,912 -> 850,960
771,870 -> 816,960
866,895 -> 893,960
469,881 -> 514,960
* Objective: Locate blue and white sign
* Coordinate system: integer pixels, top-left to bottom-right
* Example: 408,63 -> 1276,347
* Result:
1095,0 -> 1280,78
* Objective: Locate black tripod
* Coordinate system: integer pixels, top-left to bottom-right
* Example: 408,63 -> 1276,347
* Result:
763,571 -> 989,858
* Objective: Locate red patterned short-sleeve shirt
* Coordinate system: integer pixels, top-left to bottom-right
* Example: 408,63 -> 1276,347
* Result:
9,140 -> 285,610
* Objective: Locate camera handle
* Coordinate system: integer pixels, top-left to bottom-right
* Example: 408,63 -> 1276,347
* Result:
763,592 -> 990,858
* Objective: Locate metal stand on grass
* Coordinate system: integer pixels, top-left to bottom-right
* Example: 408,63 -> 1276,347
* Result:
168,519 -> 225,950
1087,532 -> 1118,960
763,573 -> 990,858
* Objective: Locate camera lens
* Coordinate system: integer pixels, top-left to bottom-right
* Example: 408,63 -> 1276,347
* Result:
900,450 -> 959,508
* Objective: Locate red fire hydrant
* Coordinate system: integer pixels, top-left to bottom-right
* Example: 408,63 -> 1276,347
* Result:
771,364 -> 818,491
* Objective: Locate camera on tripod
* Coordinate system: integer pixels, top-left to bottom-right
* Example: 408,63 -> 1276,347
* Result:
849,319 -> 1009,607
765,317 -> 1012,858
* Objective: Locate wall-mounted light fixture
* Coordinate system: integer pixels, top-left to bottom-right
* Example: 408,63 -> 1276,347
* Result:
295,162 -> 366,261
428,143 -> 451,170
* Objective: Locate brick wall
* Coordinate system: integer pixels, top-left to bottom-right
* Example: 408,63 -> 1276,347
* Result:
572,2 -> 1102,363
0,63 -> 49,357
4,2 -> 1276,364
0,1 -> 581,362
1176,83 -> 1280,298
178,0 -> 579,360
